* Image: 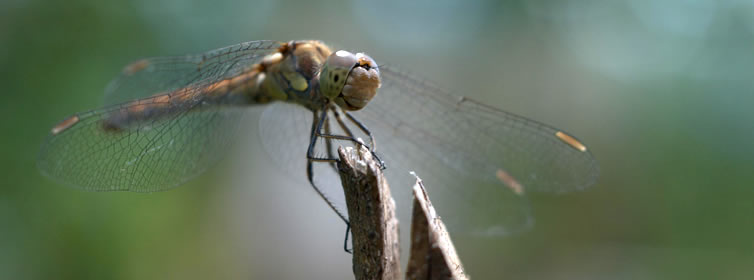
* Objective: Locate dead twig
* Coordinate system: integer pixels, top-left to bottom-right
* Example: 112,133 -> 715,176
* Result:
337,146 -> 401,280
406,176 -> 468,280
337,145 -> 468,280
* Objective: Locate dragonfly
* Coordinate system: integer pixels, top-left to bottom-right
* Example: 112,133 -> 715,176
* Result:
38,40 -> 599,237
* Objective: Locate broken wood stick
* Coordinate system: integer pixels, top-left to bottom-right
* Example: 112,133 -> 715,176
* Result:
337,145 -> 468,280
338,146 -> 401,280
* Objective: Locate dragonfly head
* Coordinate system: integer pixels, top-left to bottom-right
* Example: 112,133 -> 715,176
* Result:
320,50 -> 381,111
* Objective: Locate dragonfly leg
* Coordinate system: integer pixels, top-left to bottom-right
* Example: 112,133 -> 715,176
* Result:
330,104 -> 356,136
306,106 -> 378,253
309,107 -> 376,161
307,109 -> 349,224
306,160 -> 349,223
323,114 -> 338,170
316,130 -> 385,169
305,108 -> 354,253
330,108 -> 389,172
344,111 -> 376,152
344,222 -> 353,254
307,108 -> 338,162
313,108 -> 385,170
345,111 -> 386,170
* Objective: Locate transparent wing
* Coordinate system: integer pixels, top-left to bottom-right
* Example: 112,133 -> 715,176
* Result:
104,40 -> 283,105
37,40 -> 284,192
365,68 -> 599,192
38,96 -> 245,192
349,68 -> 599,234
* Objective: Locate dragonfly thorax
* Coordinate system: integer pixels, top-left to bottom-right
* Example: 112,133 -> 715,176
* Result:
319,50 -> 381,111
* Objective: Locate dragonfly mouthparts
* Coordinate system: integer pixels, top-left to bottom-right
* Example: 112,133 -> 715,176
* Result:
339,61 -> 381,110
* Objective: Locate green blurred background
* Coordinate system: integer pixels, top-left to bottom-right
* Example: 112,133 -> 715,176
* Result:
2,0 -> 753,279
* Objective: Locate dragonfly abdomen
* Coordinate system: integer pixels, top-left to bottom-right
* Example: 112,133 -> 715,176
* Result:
101,71 -> 262,132
99,41 -> 335,132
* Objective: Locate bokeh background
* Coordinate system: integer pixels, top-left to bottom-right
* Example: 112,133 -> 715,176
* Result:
2,0 -> 754,279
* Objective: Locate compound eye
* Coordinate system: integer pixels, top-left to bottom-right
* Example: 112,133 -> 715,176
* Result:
320,50 -> 358,99
335,52 -> 381,111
